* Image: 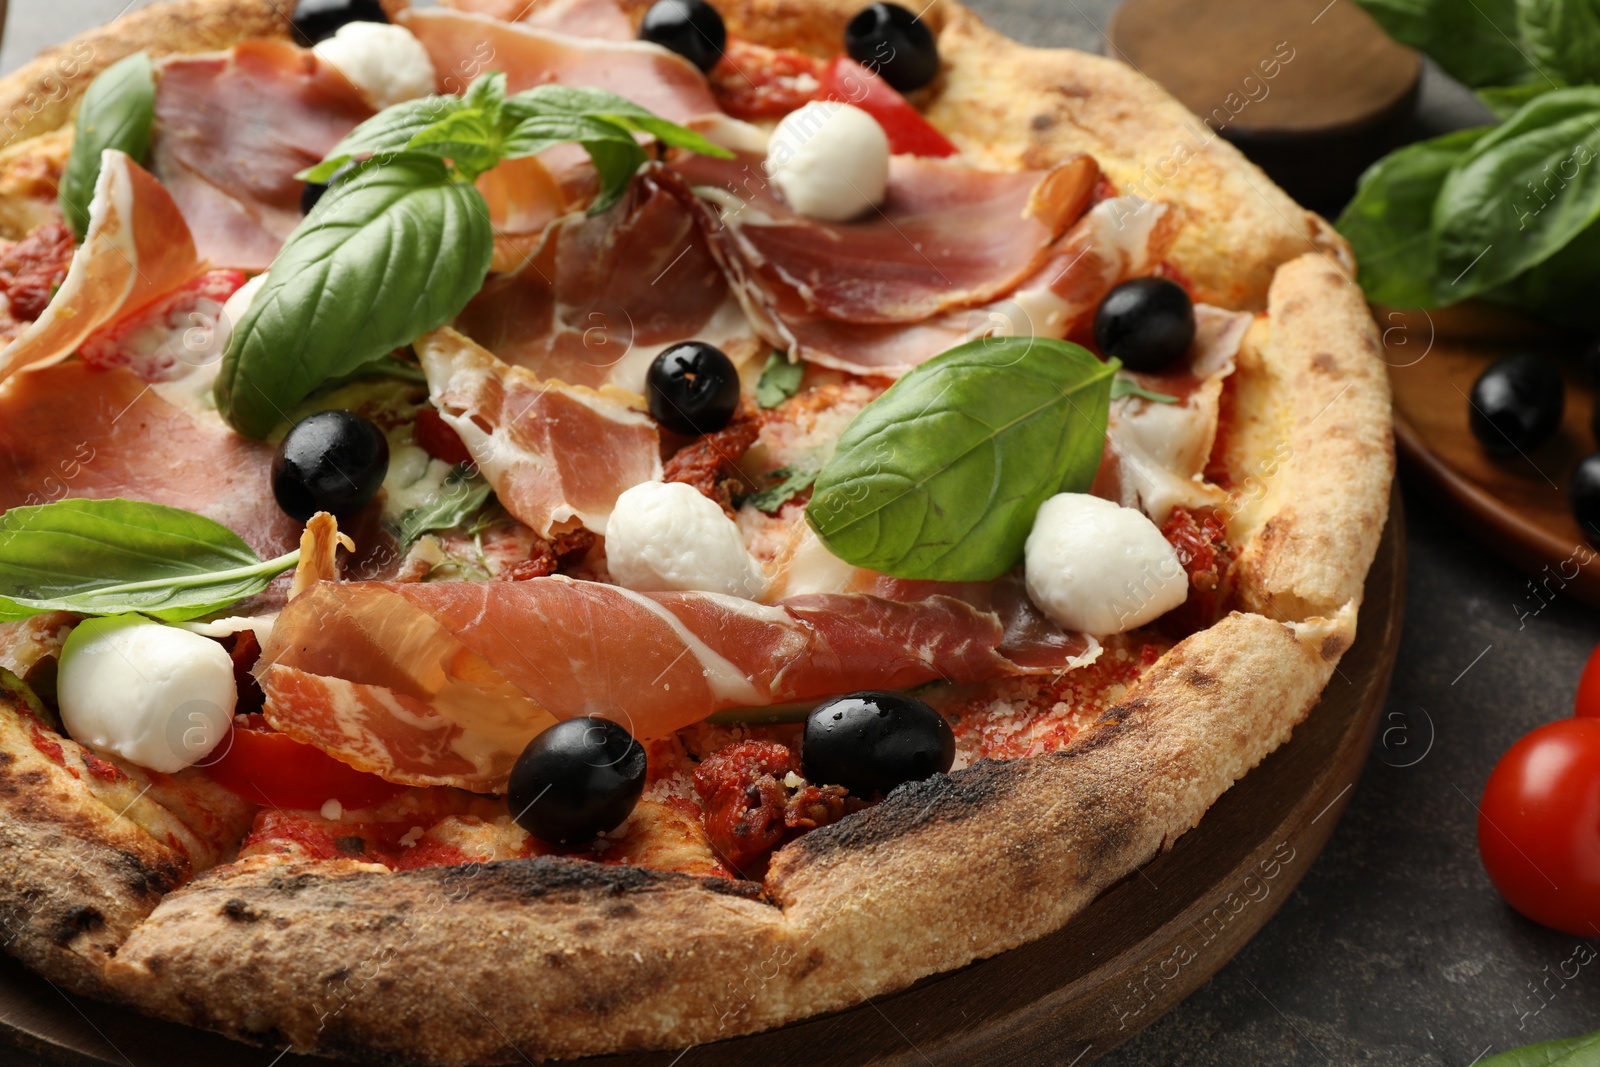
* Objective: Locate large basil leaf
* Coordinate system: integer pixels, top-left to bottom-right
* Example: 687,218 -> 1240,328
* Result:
1478,1029 -> 1600,1067
1355,0 -> 1533,87
1483,210 -> 1600,327
806,338 -> 1115,581
1337,127 -> 1490,308
0,499 -> 297,621
216,155 -> 494,438
1433,88 -> 1600,302
59,52 -> 155,241
1518,0 -> 1600,85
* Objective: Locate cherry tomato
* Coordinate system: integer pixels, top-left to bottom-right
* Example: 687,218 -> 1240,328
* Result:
1575,641 -> 1600,718
206,715 -> 407,810
817,56 -> 958,158
1477,718 -> 1600,935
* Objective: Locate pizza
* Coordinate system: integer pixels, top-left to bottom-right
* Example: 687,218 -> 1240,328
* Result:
0,0 -> 1392,1061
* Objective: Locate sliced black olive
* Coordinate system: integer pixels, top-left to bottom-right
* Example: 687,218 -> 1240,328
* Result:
271,410 -> 390,522
1093,277 -> 1196,373
508,717 -> 647,844
1573,454 -> 1600,542
646,341 -> 741,435
300,160 -> 360,216
802,691 -> 954,799
845,3 -> 940,93
1469,354 -> 1564,457
290,0 -> 387,47
639,0 -> 727,74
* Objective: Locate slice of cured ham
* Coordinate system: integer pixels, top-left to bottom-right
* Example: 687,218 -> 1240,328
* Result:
673,151 -> 1099,326
257,576 -> 1095,790
454,166 -> 730,388
0,151 -> 202,384
0,362 -> 301,559
441,0 -> 636,39
152,40 -> 373,271
402,8 -> 719,123
416,327 -> 661,537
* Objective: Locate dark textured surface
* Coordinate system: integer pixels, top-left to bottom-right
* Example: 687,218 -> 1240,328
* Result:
3,0 -> 1599,1064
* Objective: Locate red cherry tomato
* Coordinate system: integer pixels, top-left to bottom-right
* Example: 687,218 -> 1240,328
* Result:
206,716 -> 407,811
1575,642 -> 1600,718
817,57 -> 958,158
1477,718 -> 1600,935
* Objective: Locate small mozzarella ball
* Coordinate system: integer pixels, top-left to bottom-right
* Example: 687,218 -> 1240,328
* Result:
607,481 -> 769,599
58,616 -> 237,773
765,101 -> 890,222
313,23 -> 437,110
1024,493 -> 1187,634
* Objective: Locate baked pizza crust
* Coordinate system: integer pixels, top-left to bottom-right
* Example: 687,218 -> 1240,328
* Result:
0,0 -> 1394,1060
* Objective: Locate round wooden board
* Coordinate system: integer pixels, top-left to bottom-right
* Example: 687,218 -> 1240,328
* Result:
0,507 -> 1404,1067
1383,304 -> 1600,609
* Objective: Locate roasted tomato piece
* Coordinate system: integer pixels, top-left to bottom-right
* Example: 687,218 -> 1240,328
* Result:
693,740 -> 853,870
817,56 -> 958,157
0,221 -> 74,321
709,38 -> 825,120
207,714 -> 408,811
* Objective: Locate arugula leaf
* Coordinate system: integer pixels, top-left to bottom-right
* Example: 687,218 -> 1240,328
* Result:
216,155 -> 494,438
806,338 -> 1115,581
756,352 -> 804,408
1518,0 -> 1600,85
1478,1029 -> 1600,1067
744,466 -> 817,514
391,466 -> 494,552
1355,0 -> 1534,87
1110,377 -> 1178,403
59,52 -> 155,241
0,500 -> 297,621
1433,87 -> 1600,302
1337,126 -> 1490,308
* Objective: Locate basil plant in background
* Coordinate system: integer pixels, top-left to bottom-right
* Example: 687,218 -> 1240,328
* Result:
1342,0 -> 1600,327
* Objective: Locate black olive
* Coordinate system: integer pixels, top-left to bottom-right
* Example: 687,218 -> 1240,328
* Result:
290,0 -> 387,46
508,717 -> 647,844
1572,454 -> 1600,542
802,691 -> 954,799
300,160 -> 360,216
1469,354 -> 1564,457
646,341 -> 741,435
271,410 -> 390,522
639,0 -> 727,74
1093,277 -> 1196,373
845,3 -> 940,93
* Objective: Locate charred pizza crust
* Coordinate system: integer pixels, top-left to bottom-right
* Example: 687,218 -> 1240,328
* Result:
0,0 -> 1394,1061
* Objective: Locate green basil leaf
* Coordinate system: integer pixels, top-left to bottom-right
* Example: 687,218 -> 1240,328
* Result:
756,351 -> 804,408
1110,377 -> 1178,404
0,499 -> 297,621
299,95 -> 468,182
1355,0 -> 1533,87
743,466 -> 817,514
462,71 -> 506,112
391,466 -> 493,552
582,138 -> 653,215
216,155 -> 494,438
1433,88 -> 1600,302
806,338 -> 1115,581
503,85 -> 733,160
405,108 -> 505,179
59,52 -> 155,241
1482,211 -> 1600,327
1478,82 -> 1559,120
1337,126 -> 1490,308
1478,1029 -> 1600,1067
1518,0 -> 1600,84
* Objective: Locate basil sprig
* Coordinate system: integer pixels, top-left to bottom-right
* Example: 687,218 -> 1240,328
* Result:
0,499 -> 298,622
59,52 -> 155,241
806,338 -> 1116,582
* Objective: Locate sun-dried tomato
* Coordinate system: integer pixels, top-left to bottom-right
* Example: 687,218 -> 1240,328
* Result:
663,407 -> 764,514
413,407 -> 472,466
0,222 -> 74,321
497,529 -> 597,582
709,39 -> 825,121
1159,505 -> 1235,634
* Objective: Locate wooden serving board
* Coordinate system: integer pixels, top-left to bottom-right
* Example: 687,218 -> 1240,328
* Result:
1383,304 -> 1600,609
0,508 -> 1404,1067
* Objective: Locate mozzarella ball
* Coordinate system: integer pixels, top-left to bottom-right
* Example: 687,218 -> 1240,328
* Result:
313,23 -> 437,110
58,616 -> 237,773
765,101 -> 890,222
1023,493 -> 1187,634
606,481 -> 769,600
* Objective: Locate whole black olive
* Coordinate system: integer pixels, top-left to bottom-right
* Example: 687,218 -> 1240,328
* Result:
508,717 -> 647,843
802,691 -> 954,798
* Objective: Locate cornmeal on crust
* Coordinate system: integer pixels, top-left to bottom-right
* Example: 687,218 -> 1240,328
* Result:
0,0 -> 1393,1060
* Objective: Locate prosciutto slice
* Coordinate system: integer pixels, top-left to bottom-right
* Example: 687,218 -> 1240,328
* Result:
417,327 -> 661,537
454,166 -> 729,388
152,40 -> 373,271
0,151 -> 203,384
442,0 -> 635,39
402,8 -> 719,123
0,362 -> 300,559
258,576 -> 1095,790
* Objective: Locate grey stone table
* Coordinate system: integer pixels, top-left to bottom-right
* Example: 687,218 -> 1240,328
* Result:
3,0 -> 1599,1065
